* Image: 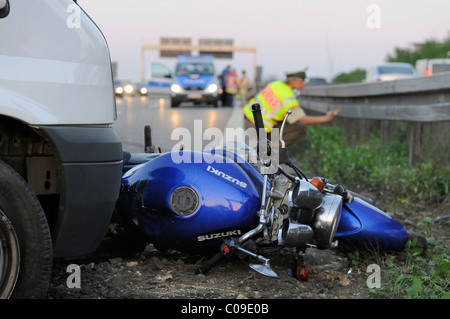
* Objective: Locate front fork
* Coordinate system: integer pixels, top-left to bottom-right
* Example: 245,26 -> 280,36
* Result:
195,174 -> 281,278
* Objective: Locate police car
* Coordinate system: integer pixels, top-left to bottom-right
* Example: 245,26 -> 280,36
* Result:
170,55 -> 220,107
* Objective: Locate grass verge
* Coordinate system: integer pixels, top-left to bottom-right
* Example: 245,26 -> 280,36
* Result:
289,125 -> 449,299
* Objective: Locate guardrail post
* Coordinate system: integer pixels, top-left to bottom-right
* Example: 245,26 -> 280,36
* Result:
409,122 -> 422,166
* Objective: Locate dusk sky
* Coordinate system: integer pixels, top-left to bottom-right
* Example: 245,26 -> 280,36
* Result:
78,0 -> 450,83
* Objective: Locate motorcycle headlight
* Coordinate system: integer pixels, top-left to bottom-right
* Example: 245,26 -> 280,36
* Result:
206,83 -> 218,93
288,179 -> 323,210
171,83 -> 182,93
312,193 -> 342,248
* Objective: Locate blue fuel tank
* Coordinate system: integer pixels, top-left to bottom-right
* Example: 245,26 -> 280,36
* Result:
117,150 -> 263,254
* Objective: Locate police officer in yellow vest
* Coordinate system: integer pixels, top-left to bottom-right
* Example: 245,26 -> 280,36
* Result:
243,68 -> 337,146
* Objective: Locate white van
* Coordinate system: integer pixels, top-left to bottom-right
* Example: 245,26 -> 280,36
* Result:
0,0 -> 122,298
415,58 -> 450,77
365,63 -> 416,82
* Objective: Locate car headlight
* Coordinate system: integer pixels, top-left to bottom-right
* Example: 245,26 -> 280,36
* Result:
140,87 -> 148,95
206,83 -> 218,93
124,84 -> 134,94
171,83 -> 182,93
115,87 -> 123,94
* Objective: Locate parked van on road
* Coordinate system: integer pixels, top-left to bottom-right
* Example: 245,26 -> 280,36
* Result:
0,0 -> 122,298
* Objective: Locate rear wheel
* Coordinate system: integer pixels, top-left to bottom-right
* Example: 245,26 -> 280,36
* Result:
0,160 -> 53,299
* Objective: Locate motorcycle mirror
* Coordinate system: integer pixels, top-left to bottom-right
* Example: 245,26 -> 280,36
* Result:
249,263 -> 280,279
232,240 -> 279,278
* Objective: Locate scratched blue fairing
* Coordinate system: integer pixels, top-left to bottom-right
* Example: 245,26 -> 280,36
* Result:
335,197 -> 408,252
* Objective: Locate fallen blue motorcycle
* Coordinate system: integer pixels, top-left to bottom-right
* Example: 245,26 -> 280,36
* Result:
115,104 -> 426,279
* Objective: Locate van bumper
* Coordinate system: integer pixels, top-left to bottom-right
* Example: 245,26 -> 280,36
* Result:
40,125 -> 123,258
171,92 -> 220,105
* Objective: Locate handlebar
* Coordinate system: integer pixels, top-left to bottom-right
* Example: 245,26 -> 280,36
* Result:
195,252 -> 223,275
251,103 -> 267,148
251,103 -> 269,160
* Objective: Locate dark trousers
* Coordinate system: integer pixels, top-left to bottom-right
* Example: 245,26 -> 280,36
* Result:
225,93 -> 234,106
244,118 -> 307,146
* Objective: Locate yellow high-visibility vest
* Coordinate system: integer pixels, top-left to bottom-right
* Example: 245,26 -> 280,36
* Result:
243,81 -> 299,132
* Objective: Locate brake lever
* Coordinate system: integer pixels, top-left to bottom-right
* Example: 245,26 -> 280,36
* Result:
279,109 -> 292,149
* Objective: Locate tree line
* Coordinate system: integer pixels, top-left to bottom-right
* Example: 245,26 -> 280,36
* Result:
332,33 -> 450,83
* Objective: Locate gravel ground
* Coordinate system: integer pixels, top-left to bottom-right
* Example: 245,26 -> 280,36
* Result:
48,242 -> 366,300
46,190 -> 449,302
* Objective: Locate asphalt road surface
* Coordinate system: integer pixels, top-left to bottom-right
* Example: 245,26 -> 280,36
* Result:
113,90 -> 245,154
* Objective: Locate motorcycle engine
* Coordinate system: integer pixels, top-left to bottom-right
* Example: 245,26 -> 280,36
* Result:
269,175 -> 343,249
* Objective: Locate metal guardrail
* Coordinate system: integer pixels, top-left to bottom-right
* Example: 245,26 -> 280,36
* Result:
297,72 -> 450,166
298,72 -> 450,122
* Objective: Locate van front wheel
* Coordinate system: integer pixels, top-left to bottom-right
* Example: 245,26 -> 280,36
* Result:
0,160 -> 53,299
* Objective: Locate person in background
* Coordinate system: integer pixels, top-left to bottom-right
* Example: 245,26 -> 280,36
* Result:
224,68 -> 238,106
237,70 -> 249,106
243,68 -> 337,146
220,65 -> 231,106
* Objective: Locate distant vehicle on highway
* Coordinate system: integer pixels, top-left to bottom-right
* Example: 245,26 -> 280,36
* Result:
114,80 -> 124,96
114,81 -> 137,96
134,82 -> 149,96
122,82 -> 136,96
170,55 -> 221,107
306,77 -> 328,85
365,62 -> 416,82
148,62 -> 172,88
415,58 -> 450,77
